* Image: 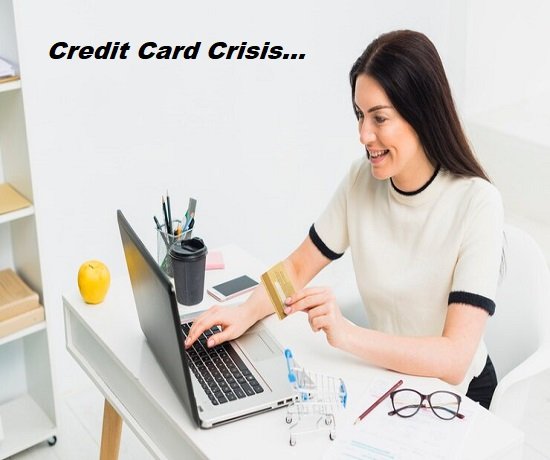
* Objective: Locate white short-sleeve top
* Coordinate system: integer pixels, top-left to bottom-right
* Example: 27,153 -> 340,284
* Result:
311,158 -> 504,392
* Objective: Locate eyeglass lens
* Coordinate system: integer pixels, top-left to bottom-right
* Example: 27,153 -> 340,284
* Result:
392,390 -> 423,417
428,391 -> 460,420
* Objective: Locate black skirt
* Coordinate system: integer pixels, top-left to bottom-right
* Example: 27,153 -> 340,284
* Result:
466,355 -> 497,409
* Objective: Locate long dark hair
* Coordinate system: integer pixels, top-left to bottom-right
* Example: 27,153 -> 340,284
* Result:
350,30 -> 489,181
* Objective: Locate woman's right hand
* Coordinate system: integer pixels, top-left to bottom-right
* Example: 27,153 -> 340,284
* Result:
185,303 -> 257,349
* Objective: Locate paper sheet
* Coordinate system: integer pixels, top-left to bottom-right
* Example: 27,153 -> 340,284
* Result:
324,379 -> 480,460
0,57 -> 15,78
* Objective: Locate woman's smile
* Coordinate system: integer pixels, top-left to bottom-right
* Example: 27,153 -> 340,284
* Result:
367,148 -> 390,164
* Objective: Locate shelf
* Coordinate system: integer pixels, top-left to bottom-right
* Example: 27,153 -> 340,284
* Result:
0,2 -> 57,457
0,77 -> 21,94
0,320 -> 46,347
0,205 -> 34,225
0,394 -> 56,458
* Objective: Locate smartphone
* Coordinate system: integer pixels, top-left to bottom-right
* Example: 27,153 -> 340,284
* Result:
207,275 -> 259,302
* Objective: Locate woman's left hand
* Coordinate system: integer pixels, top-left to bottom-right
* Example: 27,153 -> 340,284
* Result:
284,286 -> 351,349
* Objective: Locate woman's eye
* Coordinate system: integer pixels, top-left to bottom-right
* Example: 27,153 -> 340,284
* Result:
374,116 -> 387,124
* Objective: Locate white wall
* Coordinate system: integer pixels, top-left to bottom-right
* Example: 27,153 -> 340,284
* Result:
11,0 -> 466,392
462,0 -> 550,262
463,0 -> 550,115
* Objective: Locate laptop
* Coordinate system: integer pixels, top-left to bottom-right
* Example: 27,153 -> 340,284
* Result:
117,210 -> 295,428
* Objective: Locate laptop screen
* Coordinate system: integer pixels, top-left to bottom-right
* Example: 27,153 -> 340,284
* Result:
117,210 -> 200,425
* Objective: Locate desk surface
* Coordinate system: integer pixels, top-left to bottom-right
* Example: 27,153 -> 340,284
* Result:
63,245 -> 523,460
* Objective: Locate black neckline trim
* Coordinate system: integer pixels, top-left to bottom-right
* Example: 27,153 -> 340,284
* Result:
390,166 -> 440,196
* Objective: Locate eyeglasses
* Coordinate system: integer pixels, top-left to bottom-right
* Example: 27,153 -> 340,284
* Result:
388,389 -> 465,420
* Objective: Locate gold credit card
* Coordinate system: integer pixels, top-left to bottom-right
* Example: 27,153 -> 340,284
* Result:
261,262 -> 295,320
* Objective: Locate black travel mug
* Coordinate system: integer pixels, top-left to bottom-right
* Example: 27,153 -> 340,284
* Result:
169,237 -> 208,305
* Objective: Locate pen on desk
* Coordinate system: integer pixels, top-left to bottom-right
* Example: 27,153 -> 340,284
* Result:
353,379 -> 403,425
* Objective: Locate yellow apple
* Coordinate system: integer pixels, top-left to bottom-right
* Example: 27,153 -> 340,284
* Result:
78,260 -> 110,304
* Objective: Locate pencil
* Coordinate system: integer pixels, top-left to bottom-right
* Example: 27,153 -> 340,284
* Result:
353,379 -> 403,425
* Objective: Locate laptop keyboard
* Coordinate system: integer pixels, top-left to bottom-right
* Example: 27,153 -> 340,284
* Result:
181,323 -> 264,406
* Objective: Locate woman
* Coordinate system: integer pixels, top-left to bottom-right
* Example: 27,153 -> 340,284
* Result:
186,30 -> 503,409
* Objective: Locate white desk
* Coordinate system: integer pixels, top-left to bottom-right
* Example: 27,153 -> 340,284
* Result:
63,245 -> 524,459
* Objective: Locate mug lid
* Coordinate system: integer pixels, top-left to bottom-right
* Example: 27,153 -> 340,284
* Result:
169,237 -> 208,261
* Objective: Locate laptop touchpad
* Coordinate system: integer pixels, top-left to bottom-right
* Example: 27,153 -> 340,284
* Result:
238,333 -> 276,361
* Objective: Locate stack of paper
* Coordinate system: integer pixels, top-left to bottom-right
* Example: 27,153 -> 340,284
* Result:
0,57 -> 15,79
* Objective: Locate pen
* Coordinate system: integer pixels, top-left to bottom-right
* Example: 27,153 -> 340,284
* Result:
353,379 -> 403,425
183,197 -> 197,232
183,212 -> 194,232
153,215 -> 162,232
166,190 -> 172,233
162,197 -> 171,237
154,215 -> 169,248
183,217 -> 194,240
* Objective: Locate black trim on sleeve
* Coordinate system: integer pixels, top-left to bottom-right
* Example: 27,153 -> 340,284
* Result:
309,224 -> 344,260
448,291 -> 495,316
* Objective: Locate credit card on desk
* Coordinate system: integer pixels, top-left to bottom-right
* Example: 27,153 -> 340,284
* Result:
261,262 -> 295,320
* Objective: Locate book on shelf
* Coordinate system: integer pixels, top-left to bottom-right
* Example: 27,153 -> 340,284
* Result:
0,183 -> 32,215
0,268 -> 40,322
0,305 -> 44,338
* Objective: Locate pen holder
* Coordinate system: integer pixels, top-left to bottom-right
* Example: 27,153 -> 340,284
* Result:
156,220 -> 192,277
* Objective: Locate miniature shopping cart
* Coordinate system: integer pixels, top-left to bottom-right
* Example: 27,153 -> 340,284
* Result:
284,348 -> 347,446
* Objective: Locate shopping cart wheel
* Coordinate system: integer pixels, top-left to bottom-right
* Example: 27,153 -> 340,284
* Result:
329,432 -> 335,441
289,436 -> 296,446
286,415 -> 293,424
325,416 -> 332,425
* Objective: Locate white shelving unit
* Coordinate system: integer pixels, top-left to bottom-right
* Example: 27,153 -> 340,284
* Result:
0,0 -> 57,457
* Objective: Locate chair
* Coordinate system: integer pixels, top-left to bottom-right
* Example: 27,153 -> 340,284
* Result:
485,224 -> 550,425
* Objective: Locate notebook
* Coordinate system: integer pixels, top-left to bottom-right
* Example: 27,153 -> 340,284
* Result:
117,210 -> 295,428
